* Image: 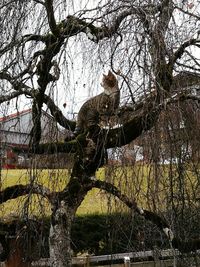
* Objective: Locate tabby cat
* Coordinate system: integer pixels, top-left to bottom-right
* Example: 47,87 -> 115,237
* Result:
74,70 -> 120,136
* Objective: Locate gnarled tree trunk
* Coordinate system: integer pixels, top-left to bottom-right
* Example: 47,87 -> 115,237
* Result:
49,201 -> 75,267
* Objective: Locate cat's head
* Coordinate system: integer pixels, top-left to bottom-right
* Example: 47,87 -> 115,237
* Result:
101,70 -> 118,93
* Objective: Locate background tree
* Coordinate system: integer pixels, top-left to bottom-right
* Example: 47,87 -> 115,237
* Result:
0,0 -> 200,266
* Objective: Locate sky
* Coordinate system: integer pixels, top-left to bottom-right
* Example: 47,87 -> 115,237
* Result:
0,0 -> 200,120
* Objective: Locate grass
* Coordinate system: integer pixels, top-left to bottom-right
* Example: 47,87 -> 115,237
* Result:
0,168 -> 109,220
0,165 -> 198,221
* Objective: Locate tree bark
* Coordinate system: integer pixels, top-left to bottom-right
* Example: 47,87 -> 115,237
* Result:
48,177 -> 93,267
49,201 -> 75,267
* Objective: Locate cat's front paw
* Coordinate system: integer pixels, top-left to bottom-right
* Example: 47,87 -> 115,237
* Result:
64,131 -> 76,142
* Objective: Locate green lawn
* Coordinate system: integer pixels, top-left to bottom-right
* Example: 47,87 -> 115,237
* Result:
0,165 -> 198,221
0,168 -> 110,220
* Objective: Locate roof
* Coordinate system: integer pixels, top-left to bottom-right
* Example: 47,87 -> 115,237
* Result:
0,108 -> 54,123
0,109 -> 32,123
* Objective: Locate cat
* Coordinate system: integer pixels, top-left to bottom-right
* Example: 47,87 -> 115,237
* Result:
73,70 -> 120,136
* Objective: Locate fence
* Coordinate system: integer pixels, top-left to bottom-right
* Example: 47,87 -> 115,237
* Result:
30,248 -> 200,267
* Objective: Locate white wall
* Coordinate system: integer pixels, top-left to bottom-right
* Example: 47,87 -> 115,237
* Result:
0,110 -> 60,145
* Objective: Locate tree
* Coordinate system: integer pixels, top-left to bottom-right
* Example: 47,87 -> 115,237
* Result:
0,0 -> 200,266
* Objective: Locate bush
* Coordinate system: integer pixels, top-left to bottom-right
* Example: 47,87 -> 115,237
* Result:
71,212 -> 169,255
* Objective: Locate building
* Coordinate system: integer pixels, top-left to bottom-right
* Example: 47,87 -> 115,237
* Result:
0,109 -> 65,168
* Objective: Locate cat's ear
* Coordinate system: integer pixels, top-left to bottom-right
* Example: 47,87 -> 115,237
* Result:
103,73 -> 106,77
108,70 -> 112,75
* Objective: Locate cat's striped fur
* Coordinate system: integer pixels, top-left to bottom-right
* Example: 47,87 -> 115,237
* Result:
74,70 -> 120,135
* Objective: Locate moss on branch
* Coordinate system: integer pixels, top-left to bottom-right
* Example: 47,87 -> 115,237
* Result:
105,106 -> 160,148
31,141 -> 78,154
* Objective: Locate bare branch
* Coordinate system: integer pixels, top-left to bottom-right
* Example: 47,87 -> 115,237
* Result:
0,35 -> 46,56
92,179 -> 171,237
105,103 -> 161,148
34,0 -> 45,5
157,0 -> 174,34
176,62 -> 200,72
92,178 -> 200,252
0,184 -> 51,204
105,70 -> 200,148
173,38 -> 200,64
0,90 -> 26,104
0,70 -> 33,92
175,5 -> 200,20
27,141 -> 78,154
0,83 -> 76,131
43,94 -> 76,130
172,71 -> 200,89
44,0 -> 60,36
59,4 -> 165,43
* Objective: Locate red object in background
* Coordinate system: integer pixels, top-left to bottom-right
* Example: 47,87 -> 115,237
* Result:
3,164 -> 16,169
6,149 -> 16,159
3,148 -> 17,169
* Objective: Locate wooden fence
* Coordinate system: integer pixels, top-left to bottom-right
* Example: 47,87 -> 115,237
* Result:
1,248 -> 200,267
31,248 -> 200,267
